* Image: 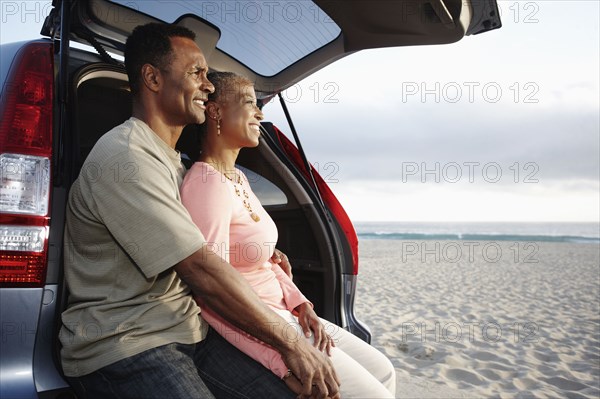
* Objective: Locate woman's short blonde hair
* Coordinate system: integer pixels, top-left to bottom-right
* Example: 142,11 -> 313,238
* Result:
207,71 -> 254,104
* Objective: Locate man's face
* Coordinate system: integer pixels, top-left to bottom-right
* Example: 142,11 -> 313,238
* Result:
158,36 -> 214,126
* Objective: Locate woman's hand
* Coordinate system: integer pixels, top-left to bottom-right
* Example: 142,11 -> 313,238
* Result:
295,303 -> 335,356
272,248 -> 293,279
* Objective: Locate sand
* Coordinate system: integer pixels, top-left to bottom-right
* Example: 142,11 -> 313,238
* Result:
355,240 -> 600,398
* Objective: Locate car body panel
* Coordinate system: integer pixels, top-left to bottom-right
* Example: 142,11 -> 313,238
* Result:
0,289 -> 43,399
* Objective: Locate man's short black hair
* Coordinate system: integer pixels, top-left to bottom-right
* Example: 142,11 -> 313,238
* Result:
125,23 -> 196,95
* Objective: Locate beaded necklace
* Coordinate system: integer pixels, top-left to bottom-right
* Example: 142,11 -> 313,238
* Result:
223,171 -> 261,222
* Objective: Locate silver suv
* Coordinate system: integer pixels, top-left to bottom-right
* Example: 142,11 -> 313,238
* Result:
0,1 -> 501,397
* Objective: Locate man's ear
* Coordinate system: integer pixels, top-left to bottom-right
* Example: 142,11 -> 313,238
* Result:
140,64 -> 161,93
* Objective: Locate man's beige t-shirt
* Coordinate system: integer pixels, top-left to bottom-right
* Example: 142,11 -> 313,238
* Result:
60,117 -> 206,377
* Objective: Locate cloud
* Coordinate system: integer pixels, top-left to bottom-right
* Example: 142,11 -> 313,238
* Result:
268,102 -> 599,184
260,1 -> 600,222
330,179 -> 600,222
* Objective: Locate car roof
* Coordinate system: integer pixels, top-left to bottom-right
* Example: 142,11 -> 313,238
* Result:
44,0 -> 501,97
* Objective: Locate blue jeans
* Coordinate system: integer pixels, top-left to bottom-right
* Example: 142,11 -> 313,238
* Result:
67,329 -> 294,399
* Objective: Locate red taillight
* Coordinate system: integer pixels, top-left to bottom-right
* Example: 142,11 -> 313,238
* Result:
0,42 -> 54,287
272,126 -> 360,275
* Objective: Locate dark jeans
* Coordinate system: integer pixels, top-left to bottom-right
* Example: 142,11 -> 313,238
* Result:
67,329 -> 295,399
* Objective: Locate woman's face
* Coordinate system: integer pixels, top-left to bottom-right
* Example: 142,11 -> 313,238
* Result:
219,84 -> 264,149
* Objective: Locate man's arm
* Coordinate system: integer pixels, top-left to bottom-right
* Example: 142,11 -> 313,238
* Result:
271,248 -> 293,278
175,245 -> 340,398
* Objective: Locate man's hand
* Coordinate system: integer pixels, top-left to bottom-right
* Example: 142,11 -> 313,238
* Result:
283,372 -> 303,396
272,249 -> 293,279
281,340 -> 341,398
295,303 -> 334,356
284,372 -> 341,399
178,246 -> 339,397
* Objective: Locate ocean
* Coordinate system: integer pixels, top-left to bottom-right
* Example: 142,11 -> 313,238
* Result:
353,221 -> 600,244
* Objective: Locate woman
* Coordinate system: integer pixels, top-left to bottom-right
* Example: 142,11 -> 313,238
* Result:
180,72 -> 395,398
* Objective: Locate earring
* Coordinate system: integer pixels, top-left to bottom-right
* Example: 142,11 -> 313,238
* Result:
217,119 -> 221,136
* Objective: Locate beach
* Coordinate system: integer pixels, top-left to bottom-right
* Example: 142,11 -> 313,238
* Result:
355,240 -> 600,398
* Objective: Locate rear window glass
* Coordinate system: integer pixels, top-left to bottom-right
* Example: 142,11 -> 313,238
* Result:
109,0 -> 341,76
238,166 -> 288,206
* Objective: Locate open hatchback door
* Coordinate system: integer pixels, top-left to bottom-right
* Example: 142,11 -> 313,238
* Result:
45,0 -> 501,98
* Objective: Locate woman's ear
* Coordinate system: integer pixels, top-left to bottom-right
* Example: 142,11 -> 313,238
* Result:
206,102 -> 221,120
141,64 -> 161,93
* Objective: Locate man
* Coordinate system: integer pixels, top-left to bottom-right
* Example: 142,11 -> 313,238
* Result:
60,23 -> 340,399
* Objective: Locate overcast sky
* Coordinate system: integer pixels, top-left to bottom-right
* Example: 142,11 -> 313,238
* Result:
1,0 -> 598,222
265,1 -> 600,222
